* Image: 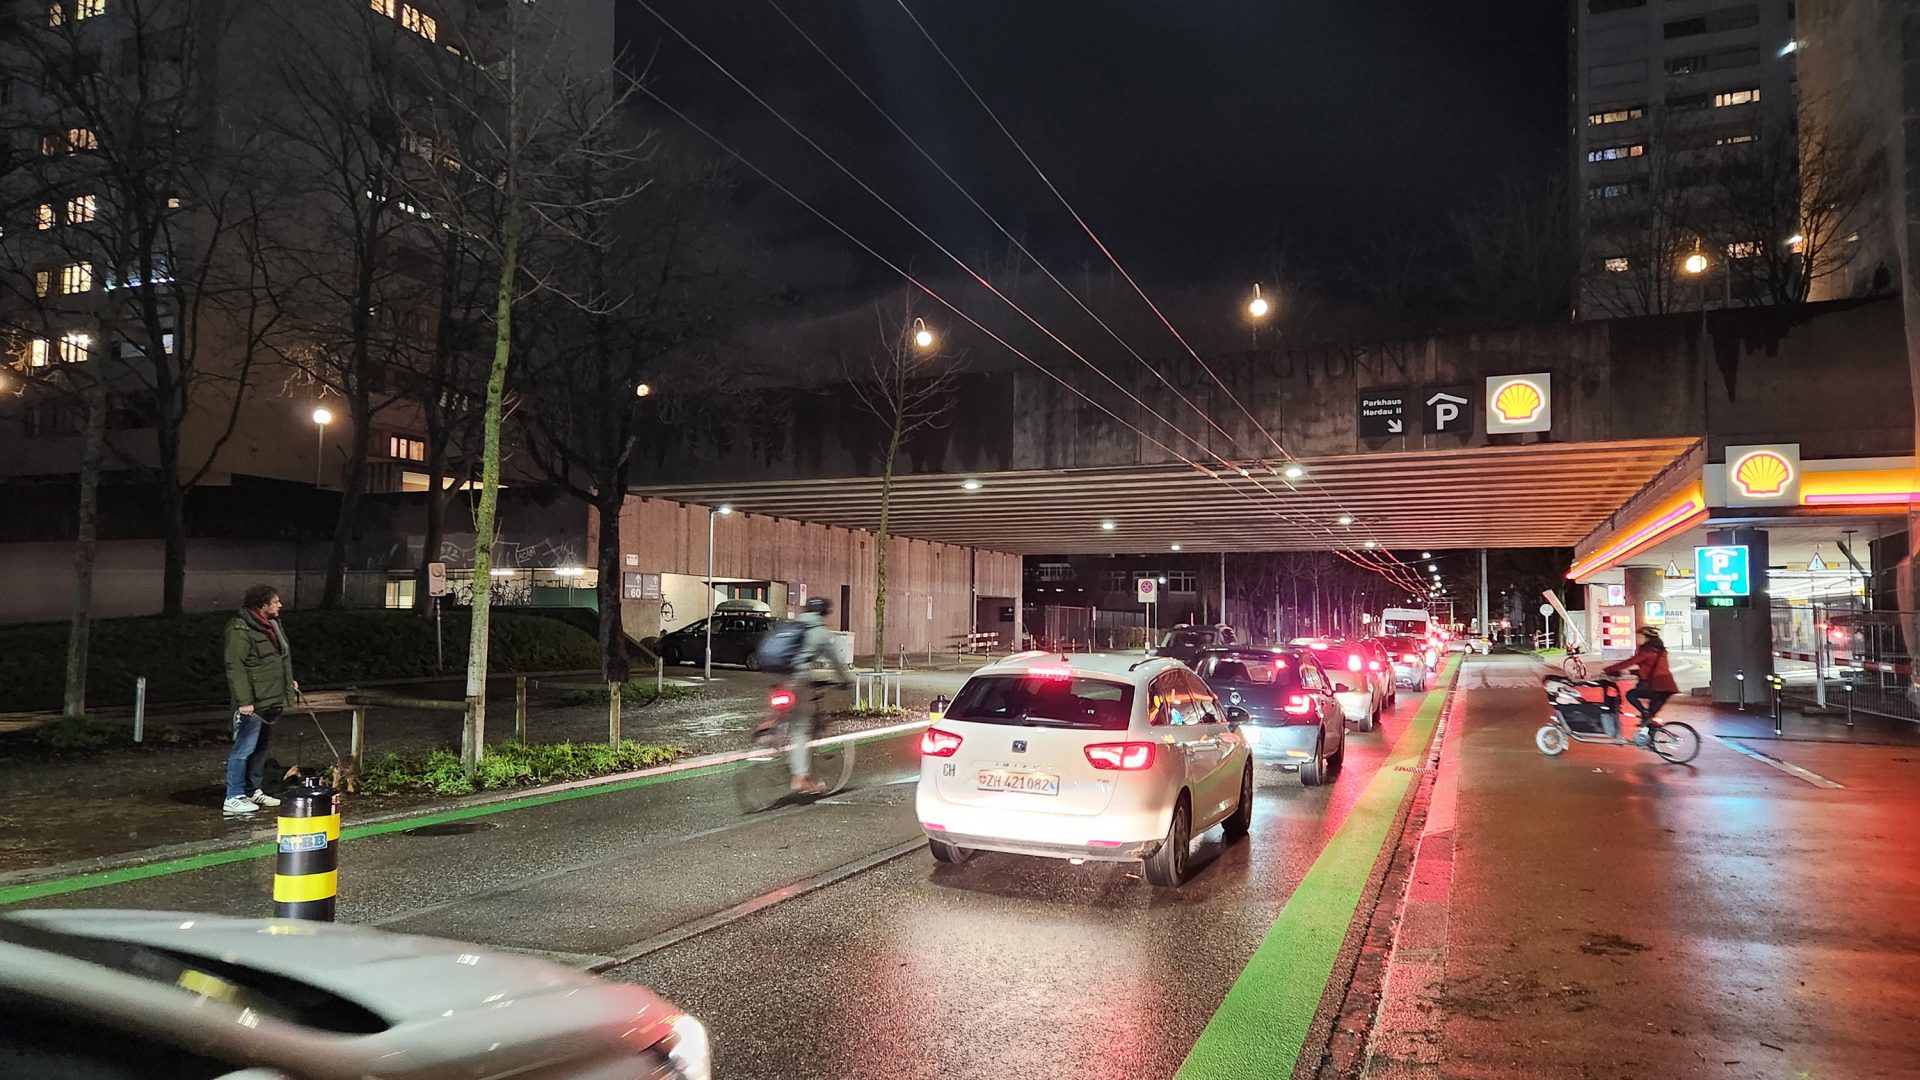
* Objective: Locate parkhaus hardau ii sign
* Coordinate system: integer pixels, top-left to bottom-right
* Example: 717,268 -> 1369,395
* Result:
1354,373 -> 1553,444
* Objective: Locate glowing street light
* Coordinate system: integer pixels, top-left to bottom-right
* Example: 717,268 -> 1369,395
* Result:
1283,464 -> 1304,480
961,478 -> 983,491
1170,543 -> 1182,551
1682,251 -> 1709,275
310,406 -> 333,489
911,317 -> 935,351
1247,283 -> 1271,319
634,382 -> 653,398
1337,514 -> 1353,527
1100,520 -> 1117,532
1427,563 -> 1438,572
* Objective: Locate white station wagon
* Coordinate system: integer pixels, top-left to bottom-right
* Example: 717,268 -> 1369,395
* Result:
916,653 -> 1254,886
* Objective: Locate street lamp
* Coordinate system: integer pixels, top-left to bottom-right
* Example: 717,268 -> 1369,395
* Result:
1682,251 -> 1709,275
1247,283 -> 1271,320
911,317 -> 935,351
1337,514 -> 1353,527
1283,464 -> 1304,480
634,382 -> 653,398
310,406 -> 333,489
705,504 -> 732,681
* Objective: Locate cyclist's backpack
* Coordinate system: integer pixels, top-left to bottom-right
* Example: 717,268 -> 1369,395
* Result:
754,620 -> 812,674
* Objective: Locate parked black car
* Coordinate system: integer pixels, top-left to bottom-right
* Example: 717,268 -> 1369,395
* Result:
1150,623 -> 1238,668
1193,646 -> 1346,786
658,612 -> 774,668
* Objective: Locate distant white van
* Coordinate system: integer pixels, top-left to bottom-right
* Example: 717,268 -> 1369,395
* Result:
1380,608 -> 1431,639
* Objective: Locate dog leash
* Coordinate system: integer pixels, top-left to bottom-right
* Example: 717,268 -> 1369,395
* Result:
296,691 -> 344,764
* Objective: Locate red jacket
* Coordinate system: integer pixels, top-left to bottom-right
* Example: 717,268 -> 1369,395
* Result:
1605,644 -> 1678,693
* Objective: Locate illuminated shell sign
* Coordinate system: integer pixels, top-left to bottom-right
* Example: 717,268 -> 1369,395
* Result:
1724,443 -> 1801,506
1485,373 -> 1552,433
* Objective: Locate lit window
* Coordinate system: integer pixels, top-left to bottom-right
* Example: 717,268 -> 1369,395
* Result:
67,127 -> 97,152
1586,144 -> 1644,163
370,0 -> 395,15
37,205 -> 56,231
388,434 -> 426,461
1714,132 -> 1758,146
1605,257 -> 1631,273
400,5 -> 436,41
41,134 -> 62,156
1590,182 -> 1637,200
1714,88 -> 1760,108
48,3 -> 63,26
59,330 -> 91,363
34,271 -> 52,297
1586,106 -> 1644,126
1726,240 -> 1763,259
66,194 -> 96,223
165,196 -> 181,209
59,262 -> 92,294
75,0 -> 103,18
26,338 -> 50,367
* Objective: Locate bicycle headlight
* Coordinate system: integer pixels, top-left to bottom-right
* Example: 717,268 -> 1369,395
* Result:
662,1013 -> 712,1080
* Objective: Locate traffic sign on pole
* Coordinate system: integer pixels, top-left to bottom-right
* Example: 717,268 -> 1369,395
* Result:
1136,578 -> 1159,605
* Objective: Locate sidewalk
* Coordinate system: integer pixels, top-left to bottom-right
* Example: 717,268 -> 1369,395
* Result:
1361,655 -> 1920,1079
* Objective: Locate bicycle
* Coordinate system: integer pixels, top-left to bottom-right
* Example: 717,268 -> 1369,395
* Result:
733,683 -> 857,813
1535,675 -> 1700,765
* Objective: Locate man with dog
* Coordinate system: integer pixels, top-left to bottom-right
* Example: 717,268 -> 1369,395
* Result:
222,585 -> 298,816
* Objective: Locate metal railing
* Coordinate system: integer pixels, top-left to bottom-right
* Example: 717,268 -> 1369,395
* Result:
1771,603 -> 1918,723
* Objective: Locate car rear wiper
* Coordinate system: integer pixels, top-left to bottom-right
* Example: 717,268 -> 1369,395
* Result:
1017,714 -> 1082,727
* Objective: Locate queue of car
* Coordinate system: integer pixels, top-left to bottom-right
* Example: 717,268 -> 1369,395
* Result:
913,623 -> 1442,891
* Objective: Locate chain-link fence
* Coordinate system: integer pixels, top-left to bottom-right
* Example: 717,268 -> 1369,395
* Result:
1772,602 -> 1918,722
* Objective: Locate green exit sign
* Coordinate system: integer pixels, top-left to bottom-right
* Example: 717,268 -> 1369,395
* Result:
1693,595 -> 1752,610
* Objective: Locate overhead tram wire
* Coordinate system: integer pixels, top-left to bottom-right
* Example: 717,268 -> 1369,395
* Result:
889,0 -> 1413,572
757,0 -> 1421,591
632,2 -> 1413,586
630,90 -> 1419,586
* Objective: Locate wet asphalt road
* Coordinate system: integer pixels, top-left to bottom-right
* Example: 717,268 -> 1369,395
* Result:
9,680 -> 1443,1079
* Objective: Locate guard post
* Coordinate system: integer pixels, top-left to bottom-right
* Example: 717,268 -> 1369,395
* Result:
1767,673 -> 1785,736
274,773 -> 339,921
929,695 -> 951,723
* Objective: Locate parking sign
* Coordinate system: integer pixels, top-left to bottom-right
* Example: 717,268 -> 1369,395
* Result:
1136,578 -> 1158,604
1694,545 -> 1750,598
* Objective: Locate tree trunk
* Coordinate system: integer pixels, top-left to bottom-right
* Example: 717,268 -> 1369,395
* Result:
416,232 -> 465,614
464,201 -> 519,779
596,488 -> 630,685
874,431 -> 899,669
158,474 -> 188,616
322,400 -> 370,608
63,378 -> 108,718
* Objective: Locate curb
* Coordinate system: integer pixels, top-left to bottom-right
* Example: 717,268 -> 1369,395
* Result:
0,718 -> 932,896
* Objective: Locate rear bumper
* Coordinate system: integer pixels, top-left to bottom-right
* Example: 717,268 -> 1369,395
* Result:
1241,723 -> 1319,760
915,781 -> 1172,858
1334,691 -> 1373,722
1391,663 -> 1428,686
924,829 -> 1160,861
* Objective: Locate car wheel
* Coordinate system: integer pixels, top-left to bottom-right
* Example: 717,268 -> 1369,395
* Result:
1328,732 -> 1346,772
1222,765 -> 1253,840
1299,741 -> 1324,787
1359,701 -> 1379,733
929,838 -> 973,864
661,644 -> 683,666
1143,795 -> 1192,886
744,651 -> 762,672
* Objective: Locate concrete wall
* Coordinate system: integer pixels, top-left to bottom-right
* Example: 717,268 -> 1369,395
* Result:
603,497 -> 1020,660
0,538 -> 380,623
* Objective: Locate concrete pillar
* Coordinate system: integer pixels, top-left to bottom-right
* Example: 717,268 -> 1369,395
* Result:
1011,556 -> 1024,652
1706,527 -> 1772,706
1623,565 -> 1664,641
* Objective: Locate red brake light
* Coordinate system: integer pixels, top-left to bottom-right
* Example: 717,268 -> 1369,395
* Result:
769,688 -> 795,710
1027,664 -> 1073,681
1402,653 -> 1418,663
1347,654 -> 1363,672
1369,660 -> 1383,671
1084,742 -> 1156,770
1283,693 -> 1315,717
1273,659 -> 1289,672
920,728 -> 964,757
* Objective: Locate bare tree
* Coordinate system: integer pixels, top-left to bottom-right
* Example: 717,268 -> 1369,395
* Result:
1580,133 -> 1701,318
848,299 -> 957,667
1447,175 -> 1574,326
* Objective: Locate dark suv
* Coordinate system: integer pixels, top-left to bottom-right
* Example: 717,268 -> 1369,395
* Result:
1150,624 -> 1238,668
657,613 -> 774,668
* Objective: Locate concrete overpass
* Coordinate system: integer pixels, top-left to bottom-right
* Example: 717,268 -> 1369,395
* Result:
635,298 -> 1912,556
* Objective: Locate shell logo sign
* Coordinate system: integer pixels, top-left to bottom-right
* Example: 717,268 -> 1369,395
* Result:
1485,373 -> 1552,433
1722,443 -> 1801,506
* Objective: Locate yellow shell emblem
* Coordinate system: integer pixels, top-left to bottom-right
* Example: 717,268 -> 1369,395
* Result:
1733,451 -> 1792,496
1491,379 -> 1545,423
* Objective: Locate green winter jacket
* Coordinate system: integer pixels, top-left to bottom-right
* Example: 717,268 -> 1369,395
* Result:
224,611 -> 296,712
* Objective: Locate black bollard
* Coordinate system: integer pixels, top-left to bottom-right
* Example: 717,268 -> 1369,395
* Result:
1844,674 -> 1855,728
1736,669 -> 1746,712
1768,674 -> 1784,736
274,772 -> 339,921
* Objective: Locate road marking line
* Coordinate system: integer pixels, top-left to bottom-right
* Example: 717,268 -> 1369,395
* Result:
0,722 -> 931,908
1175,658 -> 1460,1080
1713,736 -> 1845,789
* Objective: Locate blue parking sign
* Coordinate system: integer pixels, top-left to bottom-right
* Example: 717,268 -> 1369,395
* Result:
1695,545 -> 1750,598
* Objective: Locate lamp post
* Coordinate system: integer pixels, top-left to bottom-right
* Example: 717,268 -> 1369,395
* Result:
911,317 -> 935,351
705,504 -> 731,681
310,406 -> 333,489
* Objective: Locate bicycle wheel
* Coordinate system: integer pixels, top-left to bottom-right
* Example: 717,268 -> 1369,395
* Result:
1650,722 -> 1700,765
810,736 -> 857,796
734,724 -> 792,813
1562,654 -> 1589,680
1535,723 -> 1569,756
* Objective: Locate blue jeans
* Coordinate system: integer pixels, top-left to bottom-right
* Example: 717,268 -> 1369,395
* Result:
225,708 -> 279,799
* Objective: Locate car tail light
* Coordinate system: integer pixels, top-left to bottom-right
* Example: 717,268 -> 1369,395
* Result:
769,688 -> 794,710
1347,654 -> 1363,672
1027,664 -> 1073,681
1402,653 -> 1418,663
920,728 -> 964,757
1272,659 -> 1289,673
1368,660 -> 1383,671
1283,693 -> 1315,717
1084,742 -> 1156,770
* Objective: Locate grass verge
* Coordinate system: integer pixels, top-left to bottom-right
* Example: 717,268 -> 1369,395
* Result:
358,740 -> 686,797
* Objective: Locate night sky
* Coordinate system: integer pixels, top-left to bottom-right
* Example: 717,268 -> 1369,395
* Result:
618,0 -> 1567,306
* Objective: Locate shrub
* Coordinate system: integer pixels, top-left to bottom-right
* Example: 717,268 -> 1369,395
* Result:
354,739 -> 683,796
555,682 -> 707,707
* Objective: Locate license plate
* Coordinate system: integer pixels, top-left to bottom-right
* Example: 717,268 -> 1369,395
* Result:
977,769 -> 1059,795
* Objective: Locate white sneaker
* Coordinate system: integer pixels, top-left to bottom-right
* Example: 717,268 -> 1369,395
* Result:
250,790 -> 282,808
222,796 -> 260,815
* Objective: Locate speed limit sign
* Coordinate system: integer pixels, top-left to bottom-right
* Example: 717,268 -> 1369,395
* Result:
1136,578 -> 1158,604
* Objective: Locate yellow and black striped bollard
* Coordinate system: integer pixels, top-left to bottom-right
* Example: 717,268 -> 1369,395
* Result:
274,777 -> 339,921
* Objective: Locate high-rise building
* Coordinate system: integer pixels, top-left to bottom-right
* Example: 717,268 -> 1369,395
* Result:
1571,0 -> 1799,318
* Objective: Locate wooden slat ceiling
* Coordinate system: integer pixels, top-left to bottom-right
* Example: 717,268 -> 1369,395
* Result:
630,438 -> 1702,555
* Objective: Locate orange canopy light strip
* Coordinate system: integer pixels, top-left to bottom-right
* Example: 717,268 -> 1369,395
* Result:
1800,467 -> 1919,505
1568,484 -> 1707,581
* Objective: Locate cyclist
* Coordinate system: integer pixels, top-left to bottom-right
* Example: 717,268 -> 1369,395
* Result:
1603,626 -> 1679,744
787,596 -> 854,795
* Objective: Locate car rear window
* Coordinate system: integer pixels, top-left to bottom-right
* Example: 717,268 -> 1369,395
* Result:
1194,655 -> 1304,690
946,674 -> 1134,730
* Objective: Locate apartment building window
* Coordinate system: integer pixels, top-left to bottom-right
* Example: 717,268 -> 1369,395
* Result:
67,127 -> 97,152
1587,144 -> 1644,163
1033,561 -> 1073,582
48,2 -> 63,26
34,270 -> 52,297
1726,240 -> 1763,258
59,330 -> 91,363
40,133 -> 62,156
1587,106 -> 1644,126
1714,132 -> 1758,146
36,204 -> 55,230
400,4 -> 437,42
76,0 -> 103,17
1713,88 -> 1760,108
1101,570 -> 1131,593
1166,571 -> 1198,594
25,338 -> 50,367
66,194 -> 96,223
1604,257 -> 1631,273
1665,5 -> 1759,39
1590,181 -> 1639,200
370,0 -> 396,15
59,262 -> 92,294
387,434 -> 426,462
1667,46 -> 1761,75
1666,91 -> 1711,112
